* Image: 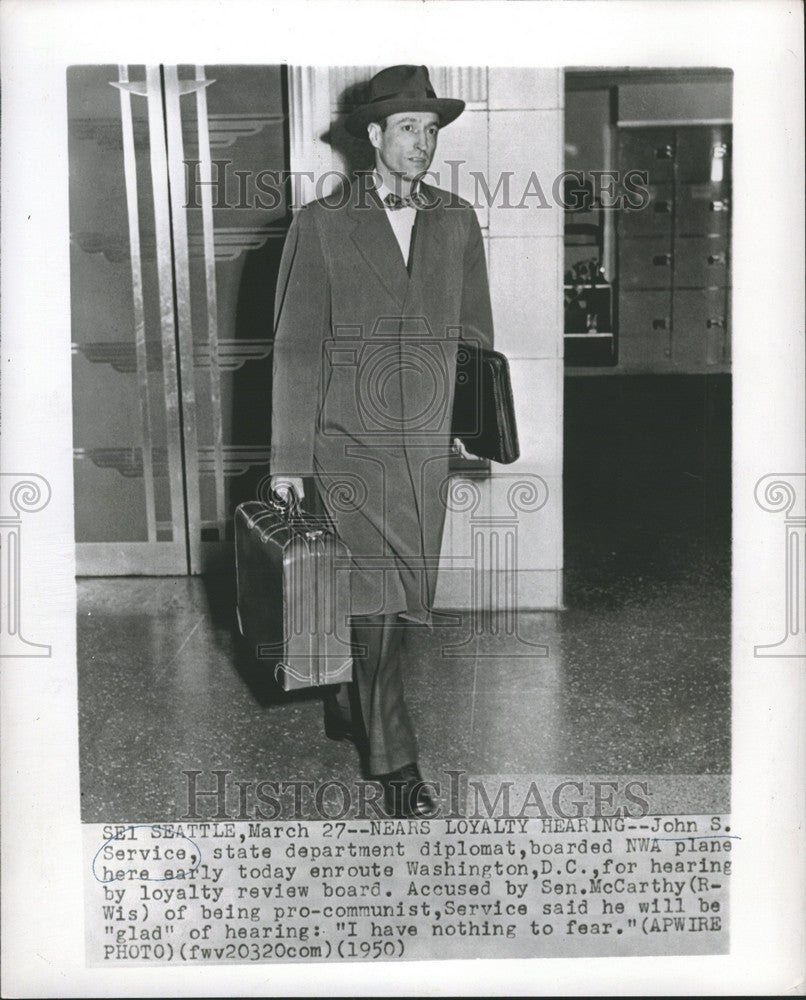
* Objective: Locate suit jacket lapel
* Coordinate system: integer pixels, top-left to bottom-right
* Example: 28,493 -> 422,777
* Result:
347,176 -> 410,305
407,184 -> 446,303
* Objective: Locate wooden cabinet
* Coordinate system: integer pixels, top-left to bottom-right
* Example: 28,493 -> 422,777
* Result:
618,127 -> 676,181
674,289 -> 730,368
619,238 -> 674,289
619,185 -> 674,238
674,236 -> 729,288
618,291 -> 673,367
616,124 -> 731,373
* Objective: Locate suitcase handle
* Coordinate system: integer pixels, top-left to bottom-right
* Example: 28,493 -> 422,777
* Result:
268,488 -> 302,516
267,488 -> 326,533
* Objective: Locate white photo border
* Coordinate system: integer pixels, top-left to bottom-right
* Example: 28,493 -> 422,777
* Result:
1,0 -> 804,995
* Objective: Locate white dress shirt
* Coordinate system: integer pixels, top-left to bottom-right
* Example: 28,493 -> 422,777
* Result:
373,172 -> 418,265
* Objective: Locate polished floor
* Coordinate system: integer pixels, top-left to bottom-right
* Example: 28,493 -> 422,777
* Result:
77,376 -> 731,822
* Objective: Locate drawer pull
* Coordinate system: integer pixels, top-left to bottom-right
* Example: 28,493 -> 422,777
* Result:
708,253 -> 726,265
652,318 -> 671,330
652,254 -> 672,266
655,144 -> 674,159
706,317 -> 726,329
710,199 -> 730,212
654,200 -> 672,214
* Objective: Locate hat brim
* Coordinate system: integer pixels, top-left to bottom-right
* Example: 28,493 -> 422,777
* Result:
345,97 -> 465,138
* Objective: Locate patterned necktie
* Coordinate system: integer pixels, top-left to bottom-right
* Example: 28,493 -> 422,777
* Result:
383,190 -> 428,211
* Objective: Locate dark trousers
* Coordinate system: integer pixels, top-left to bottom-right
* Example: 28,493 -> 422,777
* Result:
328,612 -> 418,775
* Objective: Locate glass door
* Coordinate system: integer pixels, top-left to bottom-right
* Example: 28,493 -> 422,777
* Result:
69,64 -> 289,574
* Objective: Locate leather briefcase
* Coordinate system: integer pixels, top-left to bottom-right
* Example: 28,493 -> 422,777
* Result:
451,342 -> 520,464
234,499 -> 353,691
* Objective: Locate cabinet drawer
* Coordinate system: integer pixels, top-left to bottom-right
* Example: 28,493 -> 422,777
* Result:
673,288 -> 730,368
617,290 -> 673,367
676,126 -> 731,184
618,128 -> 676,183
619,184 -> 674,237
619,237 -> 674,289
674,236 -> 730,288
676,183 -> 731,236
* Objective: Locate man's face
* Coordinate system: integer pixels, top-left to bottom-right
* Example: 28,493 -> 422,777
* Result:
368,111 -> 440,182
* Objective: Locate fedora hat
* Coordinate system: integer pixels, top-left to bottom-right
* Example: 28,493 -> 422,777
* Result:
345,65 -> 465,139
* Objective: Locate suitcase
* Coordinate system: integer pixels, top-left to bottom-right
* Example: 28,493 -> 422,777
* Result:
451,342 -> 520,464
234,500 -> 353,691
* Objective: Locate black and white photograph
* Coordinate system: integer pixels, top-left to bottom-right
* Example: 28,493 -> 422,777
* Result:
69,60 -> 733,828
1,1 -> 803,995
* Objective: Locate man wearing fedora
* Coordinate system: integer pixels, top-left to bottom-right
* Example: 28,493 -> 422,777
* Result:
270,65 -> 495,817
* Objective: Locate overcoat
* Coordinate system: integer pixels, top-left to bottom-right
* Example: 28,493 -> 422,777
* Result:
270,174 -> 494,622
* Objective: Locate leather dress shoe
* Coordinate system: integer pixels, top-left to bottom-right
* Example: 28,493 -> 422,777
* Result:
380,762 -> 436,818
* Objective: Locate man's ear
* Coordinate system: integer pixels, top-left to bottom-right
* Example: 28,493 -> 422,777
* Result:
367,122 -> 382,151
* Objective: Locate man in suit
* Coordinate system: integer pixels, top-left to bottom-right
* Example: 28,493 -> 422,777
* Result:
270,65 -> 494,817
